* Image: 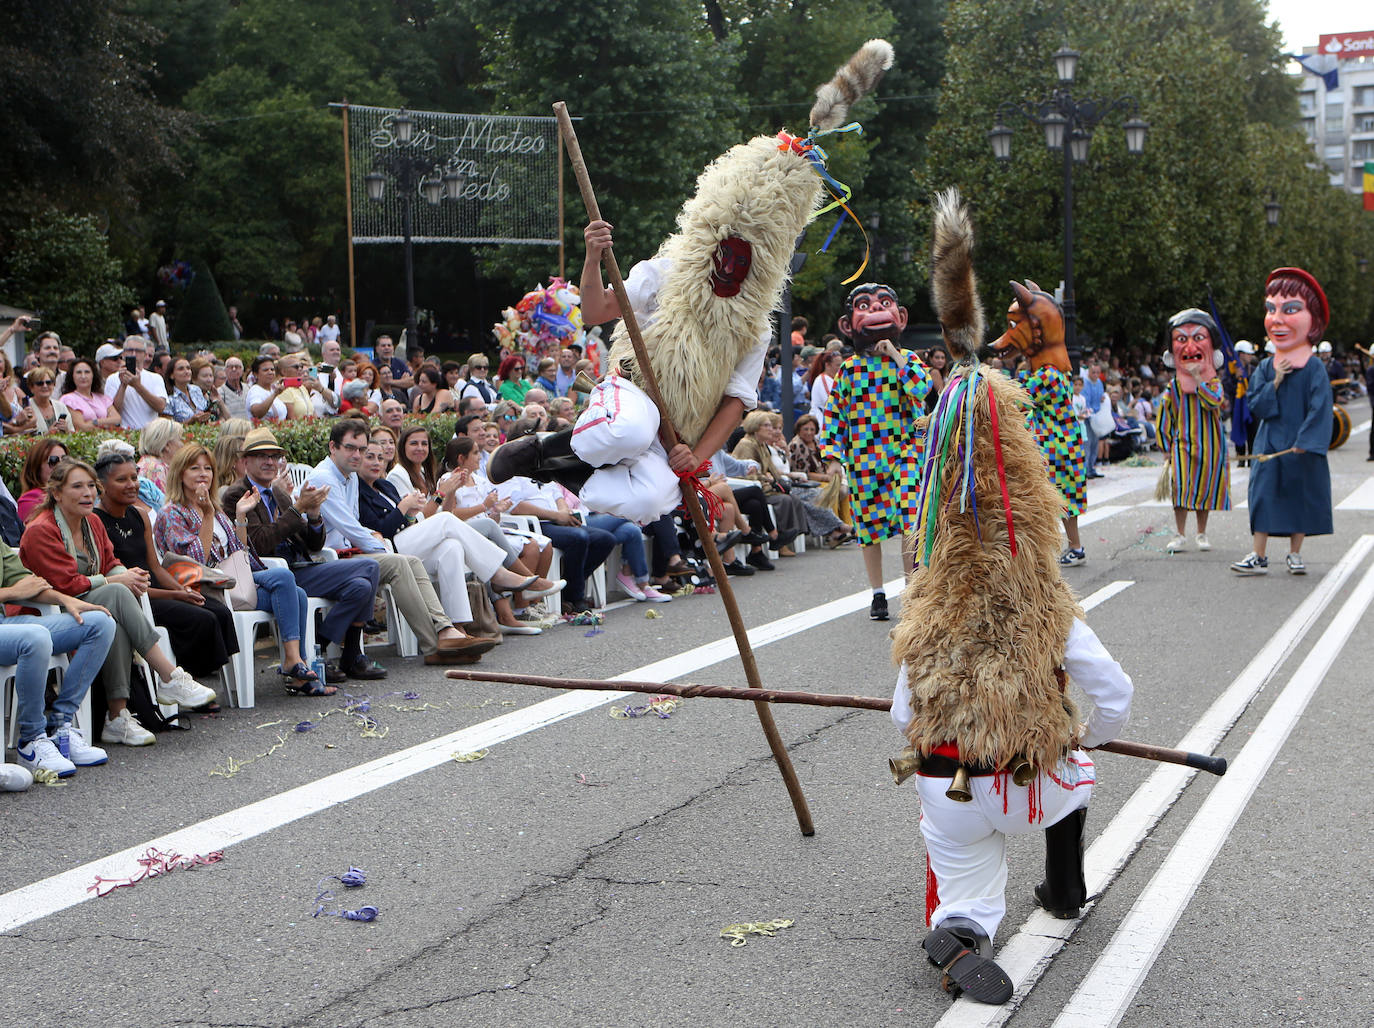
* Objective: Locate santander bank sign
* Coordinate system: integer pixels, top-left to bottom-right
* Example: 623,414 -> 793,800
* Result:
1320,31 -> 1374,58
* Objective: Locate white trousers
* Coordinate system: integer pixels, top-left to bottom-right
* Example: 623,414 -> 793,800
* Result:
571,376 -> 680,525
916,752 -> 1095,942
393,512 -> 505,623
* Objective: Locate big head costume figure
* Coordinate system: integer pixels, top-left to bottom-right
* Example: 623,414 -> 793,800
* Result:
892,190 -> 1133,1005
839,283 -> 908,354
1262,266 -> 1328,370
1162,309 -> 1223,394
989,281 -> 1070,375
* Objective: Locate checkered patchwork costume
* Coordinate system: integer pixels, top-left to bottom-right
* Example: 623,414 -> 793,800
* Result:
819,351 -> 932,546
1018,366 -> 1086,517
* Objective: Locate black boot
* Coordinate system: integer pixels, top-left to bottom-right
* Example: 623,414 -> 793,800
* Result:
488,429 -> 595,492
1034,806 -> 1087,918
922,916 -> 1013,1004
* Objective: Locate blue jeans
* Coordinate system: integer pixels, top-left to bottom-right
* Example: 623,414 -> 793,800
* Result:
290,558 -> 380,646
540,521 -> 616,605
254,567 -> 307,643
1084,420 -> 1098,475
586,514 -> 648,580
0,612 -> 116,745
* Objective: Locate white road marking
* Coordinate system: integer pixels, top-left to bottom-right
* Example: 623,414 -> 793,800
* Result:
1054,545 -> 1374,1027
1078,581 -> 1134,610
935,534 -> 1374,1028
1352,418 -> 1370,436
1335,475 -> 1374,511
0,570 -> 916,933
1078,505 -> 1130,527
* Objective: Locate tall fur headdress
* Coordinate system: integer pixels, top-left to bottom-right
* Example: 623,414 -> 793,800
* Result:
609,40 -> 894,445
892,189 -> 1082,773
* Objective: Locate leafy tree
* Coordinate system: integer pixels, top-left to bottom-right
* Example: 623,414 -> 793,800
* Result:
0,211 -> 135,349
915,0 -> 1337,355
174,258 -> 235,343
470,0 -> 742,287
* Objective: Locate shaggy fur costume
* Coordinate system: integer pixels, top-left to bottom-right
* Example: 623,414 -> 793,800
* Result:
892,371 -> 1082,771
892,189 -> 1081,773
608,136 -> 822,446
810,39 -> 894,131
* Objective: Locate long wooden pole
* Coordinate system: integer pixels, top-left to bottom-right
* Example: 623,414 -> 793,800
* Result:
558,131 -> 566,280
444,669 -> 1229,777
552,101 -> 814,836
341,100 -> 359,352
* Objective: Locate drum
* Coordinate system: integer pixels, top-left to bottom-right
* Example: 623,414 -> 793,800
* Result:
1331,404 -> 1351,449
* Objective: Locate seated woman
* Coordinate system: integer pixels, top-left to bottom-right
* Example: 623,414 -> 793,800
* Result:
732,410 -> 835,555
24,368 -> 73,434
17,437 -> 69,522
788,413 -> 853,532
247,355 -> 288,421
137,417 -> 183,504
61,357 -> 122,432
358,437 -> 560,632
495,355 -> 531,405
213,433 -> 247,503
409,366 -> 455,416
191,357 -> 230,422
574,495 -> 673,603
153,444 -> 330,696
709,447 -> 781,573
94,450 -> 240,685
764,413 -> 850,546
19,458 -> 217,746
276,353 -> 335,418
352,359 -> 385,414
164,356 -> 213,424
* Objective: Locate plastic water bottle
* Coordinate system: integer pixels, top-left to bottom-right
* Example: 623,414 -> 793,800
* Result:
311,652 -> 327,690
55,724 -> 71,759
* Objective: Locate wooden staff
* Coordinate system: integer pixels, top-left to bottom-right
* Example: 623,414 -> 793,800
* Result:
445,669 -> 1229,776
551,101 -> 815,836
1235,446 -> 1296,464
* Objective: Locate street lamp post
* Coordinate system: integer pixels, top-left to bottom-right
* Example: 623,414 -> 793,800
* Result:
988,47 -> 1147,370
364,110 -> 466,352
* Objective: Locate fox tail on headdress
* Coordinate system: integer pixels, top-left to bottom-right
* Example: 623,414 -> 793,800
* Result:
891,189 -> 1081,774
608,39 -> 894,446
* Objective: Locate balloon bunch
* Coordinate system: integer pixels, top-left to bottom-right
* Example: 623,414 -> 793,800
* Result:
157,260 -> 194,289
492,278 -> 585,367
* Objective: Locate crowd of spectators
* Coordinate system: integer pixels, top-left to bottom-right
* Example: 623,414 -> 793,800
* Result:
2,303 -> 1370,793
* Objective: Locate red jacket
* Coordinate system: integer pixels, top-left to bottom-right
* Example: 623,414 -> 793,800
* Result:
18,508 -> 121,597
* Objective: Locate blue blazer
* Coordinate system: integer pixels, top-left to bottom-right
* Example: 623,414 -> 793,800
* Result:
358,477 -> 410,541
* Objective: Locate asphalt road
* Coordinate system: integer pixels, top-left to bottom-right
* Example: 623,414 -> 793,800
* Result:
3,423 -> 1373,1028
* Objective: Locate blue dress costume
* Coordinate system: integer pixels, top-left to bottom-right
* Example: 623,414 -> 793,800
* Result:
820,351 -> 932,546
1246,357 -> 1332,537
1017,366 -> 1086,517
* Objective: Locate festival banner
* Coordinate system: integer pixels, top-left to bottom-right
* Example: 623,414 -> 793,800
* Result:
1364,160 -> 1374,213
345,105 -> 559,246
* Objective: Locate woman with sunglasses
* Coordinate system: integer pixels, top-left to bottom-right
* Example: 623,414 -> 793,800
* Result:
24,368 -> 72,434
17,437 -> 68,522
495,354 -> 531,405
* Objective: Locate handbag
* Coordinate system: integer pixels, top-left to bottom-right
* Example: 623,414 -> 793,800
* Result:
461,581 -> 503,645
217,549 -> 259,611
161,553 -> 235,591
1089,398 -> 1116,436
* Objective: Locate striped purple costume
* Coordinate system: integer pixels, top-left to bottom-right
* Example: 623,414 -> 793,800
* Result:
1156,379 -> 1231,511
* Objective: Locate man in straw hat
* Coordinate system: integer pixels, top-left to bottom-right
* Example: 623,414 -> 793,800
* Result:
892,190 -> 1133,1004
222,427 -> 387,680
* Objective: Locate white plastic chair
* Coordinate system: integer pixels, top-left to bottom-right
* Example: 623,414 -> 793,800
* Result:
286,463 -> 314,491
3,603 -> 72,749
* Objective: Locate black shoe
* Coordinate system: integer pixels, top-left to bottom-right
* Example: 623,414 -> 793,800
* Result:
1033,882 -> 1081,920
741,530 -> 770,546
363,619 -> 387,635
487,434 -> 542,484
711,530 -> 744,554
870,592 -> 889,621
723,559 -> 755,577
745,549 -> 775,571
340,654 -> 387,680
922,920 -> 1013,1005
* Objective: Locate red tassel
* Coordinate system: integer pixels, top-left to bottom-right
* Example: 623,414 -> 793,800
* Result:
676,460 -> 724,532
926,853 -> 939,926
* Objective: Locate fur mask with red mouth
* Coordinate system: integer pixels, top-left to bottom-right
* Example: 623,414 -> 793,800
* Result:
838,283 -> 907,353
1161,308 -> 1223,394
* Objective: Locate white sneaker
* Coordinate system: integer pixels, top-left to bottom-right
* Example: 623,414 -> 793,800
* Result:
156,666 -> 216,708
54,723 -> 108,767
102,708 -> 156,747
1165,534 -> 1186,553
1230,552 -> 1269,575
1195,533 -> 1211,551
0,763 -> 33,791
615,571 -> 647,601
1286,553 -> 1306,575
16,735 -> 76,778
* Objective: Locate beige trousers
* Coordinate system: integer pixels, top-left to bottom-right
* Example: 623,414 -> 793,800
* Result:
367,552 -> 451,655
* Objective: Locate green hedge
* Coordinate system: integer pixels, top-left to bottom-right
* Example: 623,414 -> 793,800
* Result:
0,413 -> 459,495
